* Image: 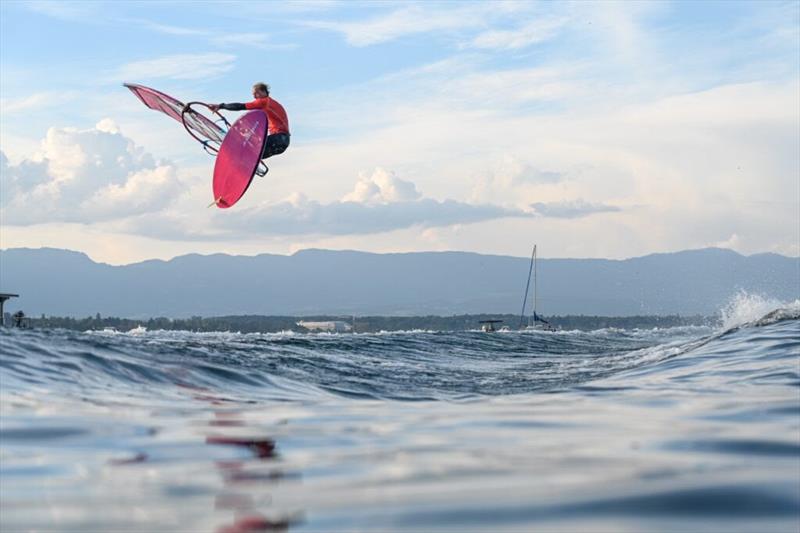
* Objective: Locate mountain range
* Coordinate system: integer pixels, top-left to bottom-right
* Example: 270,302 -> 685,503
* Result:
0,247 -> 797,318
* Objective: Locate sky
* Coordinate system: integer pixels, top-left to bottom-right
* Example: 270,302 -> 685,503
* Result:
1,0 -> 798,265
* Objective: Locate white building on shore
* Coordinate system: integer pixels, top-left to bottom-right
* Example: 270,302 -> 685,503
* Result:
297,320 -> 353,333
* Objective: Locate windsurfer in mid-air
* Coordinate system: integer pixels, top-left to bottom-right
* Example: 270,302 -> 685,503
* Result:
126,81 -> 289,207
208,83 -> 290,173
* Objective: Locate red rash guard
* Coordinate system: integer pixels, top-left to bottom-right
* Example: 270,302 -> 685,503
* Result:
245,97 -> 289,136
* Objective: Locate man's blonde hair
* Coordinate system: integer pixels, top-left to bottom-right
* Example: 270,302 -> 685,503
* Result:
253,82 -> 270,95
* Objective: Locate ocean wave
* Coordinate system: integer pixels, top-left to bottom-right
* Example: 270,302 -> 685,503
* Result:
1,303 -> 796,403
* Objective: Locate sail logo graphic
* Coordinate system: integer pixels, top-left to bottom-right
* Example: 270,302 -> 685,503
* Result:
239,123 -> 260,149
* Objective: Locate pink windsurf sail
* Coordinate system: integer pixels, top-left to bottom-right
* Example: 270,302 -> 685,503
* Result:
211,110 -> 268,209
124,83 -> 227,152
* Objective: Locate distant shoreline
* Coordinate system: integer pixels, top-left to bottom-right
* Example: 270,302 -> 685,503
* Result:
25,314 -> 714,333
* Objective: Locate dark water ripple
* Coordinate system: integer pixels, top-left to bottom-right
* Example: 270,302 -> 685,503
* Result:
1,305 -> 798,532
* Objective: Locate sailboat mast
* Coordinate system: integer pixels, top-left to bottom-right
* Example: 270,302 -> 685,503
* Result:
532,245 -> 538,323
518,245 -> 536,329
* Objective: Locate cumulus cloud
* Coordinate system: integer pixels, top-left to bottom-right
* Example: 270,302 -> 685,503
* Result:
530,200 -> 620,218
341,167 -> 421,204
120,168 -> 535,240
219,168 -> 532,237
1,120 -> 183,224
711,233 -> 743,252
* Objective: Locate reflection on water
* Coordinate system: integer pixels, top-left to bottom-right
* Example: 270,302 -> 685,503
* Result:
186,387 -> 298,532
0,306 -> 798,532
206,427 -> 297,532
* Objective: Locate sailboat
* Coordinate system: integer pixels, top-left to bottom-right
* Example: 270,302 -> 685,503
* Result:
519,245 -> 557,331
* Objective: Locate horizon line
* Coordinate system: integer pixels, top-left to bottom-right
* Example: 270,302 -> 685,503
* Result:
1,245 -> 795,268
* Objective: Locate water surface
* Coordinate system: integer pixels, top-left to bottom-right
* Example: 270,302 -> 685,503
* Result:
1,300 -> 798,532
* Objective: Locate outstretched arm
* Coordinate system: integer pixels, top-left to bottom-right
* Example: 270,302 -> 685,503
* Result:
208,103 -> 246,112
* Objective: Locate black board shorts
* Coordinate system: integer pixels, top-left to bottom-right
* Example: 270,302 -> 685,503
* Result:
262,133 -> 290,159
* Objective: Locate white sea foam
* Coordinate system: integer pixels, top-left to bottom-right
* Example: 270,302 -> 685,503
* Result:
719,291 -> 797,330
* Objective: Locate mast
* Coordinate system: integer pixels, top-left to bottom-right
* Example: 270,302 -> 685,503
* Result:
518,245 -> 536,329
533,245 -> 538,324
